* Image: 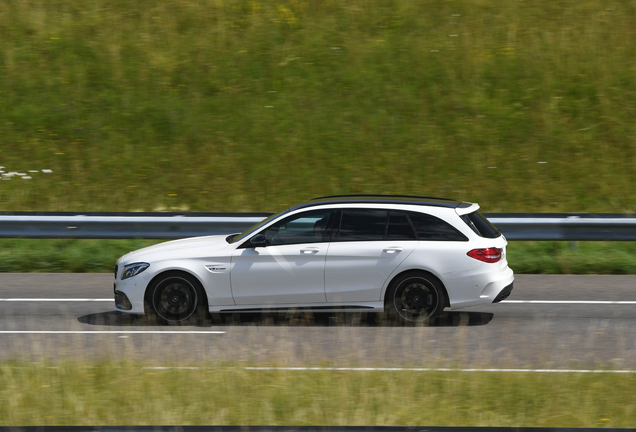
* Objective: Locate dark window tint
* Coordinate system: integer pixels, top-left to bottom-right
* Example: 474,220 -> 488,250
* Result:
261,210 -> 333,245
337,210 -> 388,241
407,211 -> 467,241
461,211 -> 500,238
386,211 -> 417,240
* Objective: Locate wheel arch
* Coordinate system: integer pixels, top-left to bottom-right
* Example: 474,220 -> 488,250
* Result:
384,269 -> 450,309
143,269 -> 209,315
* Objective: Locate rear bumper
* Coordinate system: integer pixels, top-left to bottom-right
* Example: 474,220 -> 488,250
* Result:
447,265 -> 514,310
492,282 -> 513,303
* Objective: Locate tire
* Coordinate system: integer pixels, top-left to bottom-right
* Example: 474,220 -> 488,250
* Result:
147,272 -> 206,325
385,272 -> 446,323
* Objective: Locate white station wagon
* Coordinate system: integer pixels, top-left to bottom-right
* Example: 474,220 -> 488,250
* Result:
114,195 -> 514,324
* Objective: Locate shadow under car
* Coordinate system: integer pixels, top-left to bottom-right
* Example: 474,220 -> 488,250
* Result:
78,310 -> 494,327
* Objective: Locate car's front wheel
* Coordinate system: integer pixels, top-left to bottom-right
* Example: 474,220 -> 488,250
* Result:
386,272 -> 446,323
147,272 -> 206,324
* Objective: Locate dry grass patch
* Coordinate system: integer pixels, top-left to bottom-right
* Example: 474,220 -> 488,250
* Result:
1,361 -> 635,427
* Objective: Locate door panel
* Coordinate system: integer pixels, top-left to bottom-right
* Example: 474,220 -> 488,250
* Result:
231,244 -> 327,305
325,241 -> 417,302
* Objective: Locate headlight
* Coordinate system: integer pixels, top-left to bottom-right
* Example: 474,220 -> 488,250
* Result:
121,262 -> 150,280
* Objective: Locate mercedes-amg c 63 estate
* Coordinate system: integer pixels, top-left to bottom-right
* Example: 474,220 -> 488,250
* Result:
113,195 -> 514,323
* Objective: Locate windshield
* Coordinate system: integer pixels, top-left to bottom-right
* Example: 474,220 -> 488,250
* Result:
228,209 -> 290,244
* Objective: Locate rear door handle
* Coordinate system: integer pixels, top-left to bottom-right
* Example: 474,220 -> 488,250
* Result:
383,247 -> 403,254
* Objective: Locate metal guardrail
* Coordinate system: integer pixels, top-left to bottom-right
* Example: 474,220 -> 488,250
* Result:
0,212 -> 271,239
0,212 -> 635,240
487,213 -> 636,241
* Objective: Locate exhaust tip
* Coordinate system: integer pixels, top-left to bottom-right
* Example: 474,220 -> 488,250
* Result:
492,282 -> 514,303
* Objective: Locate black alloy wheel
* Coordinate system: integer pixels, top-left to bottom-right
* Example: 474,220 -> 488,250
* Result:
388,274 -> 446,323
150,274 -> 202,324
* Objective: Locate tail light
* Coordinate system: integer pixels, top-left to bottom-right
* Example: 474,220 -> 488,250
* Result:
467,247 -> 502,263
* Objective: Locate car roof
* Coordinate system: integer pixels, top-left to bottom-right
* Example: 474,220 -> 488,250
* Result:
289,195 -> 473,211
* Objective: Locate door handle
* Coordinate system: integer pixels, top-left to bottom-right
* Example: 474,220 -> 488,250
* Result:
383,247 -> 403,254
300,248 -> 320,254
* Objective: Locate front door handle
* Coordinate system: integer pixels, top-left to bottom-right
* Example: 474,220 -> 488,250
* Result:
300,248 -> 320,254
383,247 -> 403,254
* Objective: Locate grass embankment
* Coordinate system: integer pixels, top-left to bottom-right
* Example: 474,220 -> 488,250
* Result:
2,238 -> 636,274
3,0 -> 636,272
1,362 -> 634,427
1,0 -> 636,213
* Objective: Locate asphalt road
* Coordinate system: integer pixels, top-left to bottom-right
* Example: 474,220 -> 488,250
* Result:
1,273 -> 635,369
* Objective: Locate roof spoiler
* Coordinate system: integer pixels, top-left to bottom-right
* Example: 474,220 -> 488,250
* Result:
455,202 -> 480,216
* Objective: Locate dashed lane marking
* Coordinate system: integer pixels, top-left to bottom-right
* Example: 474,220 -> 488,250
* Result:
0,331 -> 225,334
0,298 -> 113,301
502,300 -> 636,305
245,367 -> 636,373
1,299 -> 636,305
141,366 -> 636,374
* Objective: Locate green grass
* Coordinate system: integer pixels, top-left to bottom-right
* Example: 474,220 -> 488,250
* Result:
1,0 -> 636,213
0,239 -> 159,273
1,361 -> 635,427
1,238 -> 635,274
507,241 -> 636,274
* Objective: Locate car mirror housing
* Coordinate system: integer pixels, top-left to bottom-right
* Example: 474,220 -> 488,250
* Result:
250,234 -> 267,248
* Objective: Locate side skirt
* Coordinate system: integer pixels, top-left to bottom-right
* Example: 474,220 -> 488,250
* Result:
209,302 -> 384,313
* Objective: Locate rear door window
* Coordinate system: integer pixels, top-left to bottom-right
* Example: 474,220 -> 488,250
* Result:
336,210 -> 388,241
386,211 -> 417,240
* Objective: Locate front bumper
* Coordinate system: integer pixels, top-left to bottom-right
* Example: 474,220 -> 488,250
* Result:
113,266 -> 153,314
114,287 -> 133,310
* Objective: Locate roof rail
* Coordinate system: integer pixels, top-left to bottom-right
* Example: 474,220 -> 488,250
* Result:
311,194 -> 455,201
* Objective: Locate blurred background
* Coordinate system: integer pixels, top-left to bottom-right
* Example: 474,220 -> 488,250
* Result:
1,0 -> 635,214
3,0 -> 636,273
2,2 -> 636,427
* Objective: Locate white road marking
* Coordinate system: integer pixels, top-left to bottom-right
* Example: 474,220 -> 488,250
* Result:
1,298 -> 636,305
0,331 -> 225,334
144,366 -> 204,370
141,366 -> 636,374
0,298 -> 113,302
244,367 -> 636,374
502,300 -> 636,305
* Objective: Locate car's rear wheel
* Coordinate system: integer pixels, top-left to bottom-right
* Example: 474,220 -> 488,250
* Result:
148,272 -> 206,325
386,272 -> 446,323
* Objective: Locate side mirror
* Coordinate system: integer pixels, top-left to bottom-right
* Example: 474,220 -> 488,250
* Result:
250,234 -> 267,248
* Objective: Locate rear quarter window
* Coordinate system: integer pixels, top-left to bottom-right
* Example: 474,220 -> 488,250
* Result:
461,211 -> 501,238
407,211 -> 467,241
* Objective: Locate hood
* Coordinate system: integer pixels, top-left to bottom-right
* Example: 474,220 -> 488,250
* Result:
119,234 -> 234,264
